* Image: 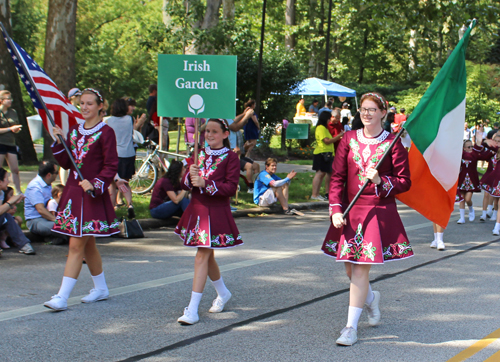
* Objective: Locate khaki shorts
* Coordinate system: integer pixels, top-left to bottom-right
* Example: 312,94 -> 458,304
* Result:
258,188 -> 278,207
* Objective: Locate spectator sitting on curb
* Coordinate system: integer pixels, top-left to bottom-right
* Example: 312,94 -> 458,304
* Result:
0,186 -> 22,249
24,161 -> 68,245
253,158 -> 297,215
149,160 -> 190,220
48,184 -> 64,216
0,167 -> 35,254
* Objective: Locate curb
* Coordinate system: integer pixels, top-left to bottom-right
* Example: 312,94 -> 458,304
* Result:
23,201 -> 329,241
137,201 -> 329,231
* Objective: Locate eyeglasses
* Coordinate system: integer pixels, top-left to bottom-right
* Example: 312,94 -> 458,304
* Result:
1,97 -> 12,100
359,107 -> 379,115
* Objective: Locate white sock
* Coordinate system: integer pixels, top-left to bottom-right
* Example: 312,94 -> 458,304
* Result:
211,277 -> 230,299
459,209 -> 465,219
468,205 -> 474,212
487,205 -> 493,212
433,232 -> 437,241
495,223 -> 500,230
187,291 -> 203,315
346,306 -> 363,330
436,232 -> 444,241
492,210 -> 498,219
482,210 -> 487,218
365,284 -> 374,305
57,276 -> 77,300
91,272 -> 108,291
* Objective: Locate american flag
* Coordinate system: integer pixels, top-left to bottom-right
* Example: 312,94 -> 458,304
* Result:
1,28 -> 84,138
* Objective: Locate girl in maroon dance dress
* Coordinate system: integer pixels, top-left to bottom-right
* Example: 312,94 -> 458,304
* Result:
479,133 -> 500,222
44,88 -> 119,312
457,136 -> 493,224
321,92 -> 412,346
175,118 -> 242,325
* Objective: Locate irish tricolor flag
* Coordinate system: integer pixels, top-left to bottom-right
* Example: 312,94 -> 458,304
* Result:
397,21 -> 475,228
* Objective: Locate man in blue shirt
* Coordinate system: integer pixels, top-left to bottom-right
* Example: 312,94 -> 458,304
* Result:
318,100 -> 333,116
24,161 -> 66,243
253,158 -> 297,214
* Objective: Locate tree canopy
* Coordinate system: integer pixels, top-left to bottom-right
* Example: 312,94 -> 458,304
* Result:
8,0 -> 500,125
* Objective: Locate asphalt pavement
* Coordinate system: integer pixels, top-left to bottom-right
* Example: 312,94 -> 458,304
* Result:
1,192 -> 500,361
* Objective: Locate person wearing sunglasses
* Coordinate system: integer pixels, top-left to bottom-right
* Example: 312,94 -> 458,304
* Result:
456,133 -> 496,225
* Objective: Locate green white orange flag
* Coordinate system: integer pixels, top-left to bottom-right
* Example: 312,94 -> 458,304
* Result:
397,20 -> 476,228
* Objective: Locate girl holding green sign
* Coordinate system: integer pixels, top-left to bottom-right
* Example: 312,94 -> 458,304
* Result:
175,118 -> 242,325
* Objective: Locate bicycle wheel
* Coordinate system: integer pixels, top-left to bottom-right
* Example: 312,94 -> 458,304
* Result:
130,158 -> 158,195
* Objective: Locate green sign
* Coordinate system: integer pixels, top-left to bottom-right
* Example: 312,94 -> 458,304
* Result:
157,54 -> 237,119
286,124 -> 309,139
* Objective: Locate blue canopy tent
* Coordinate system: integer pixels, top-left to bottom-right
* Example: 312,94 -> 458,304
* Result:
290,77 -> 358,109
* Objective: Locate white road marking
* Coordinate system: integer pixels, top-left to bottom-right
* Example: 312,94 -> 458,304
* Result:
0,221 -> 433,323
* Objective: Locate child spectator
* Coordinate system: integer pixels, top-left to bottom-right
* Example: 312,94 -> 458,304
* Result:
48,184 -> 64,217
0,186 -> 22,248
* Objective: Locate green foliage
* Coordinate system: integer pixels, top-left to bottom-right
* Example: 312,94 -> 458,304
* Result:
236,46 -> 302,127
6,0 -> 500,126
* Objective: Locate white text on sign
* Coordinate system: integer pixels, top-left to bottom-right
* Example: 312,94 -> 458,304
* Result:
176,60 -> 218,89
183,60 -> 210,72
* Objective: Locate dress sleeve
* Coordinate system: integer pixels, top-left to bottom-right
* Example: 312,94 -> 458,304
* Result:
89,128 -> 119,197
328,136 -> 350,216
51,133 -> 73,170
474,144 -> 497,161
375,138 -> 411,198
204,152 -> 240,197
181,167 -> 193,190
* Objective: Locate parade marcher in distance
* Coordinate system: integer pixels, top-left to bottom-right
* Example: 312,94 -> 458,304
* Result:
44,88 -> 119,312
321,92 -> 412,346
456,132 -> 494,224
174,118 -> 242,325
478,133 -> 500,222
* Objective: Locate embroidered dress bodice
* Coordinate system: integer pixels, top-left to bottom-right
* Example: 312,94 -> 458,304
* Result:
329,129 -> 410,210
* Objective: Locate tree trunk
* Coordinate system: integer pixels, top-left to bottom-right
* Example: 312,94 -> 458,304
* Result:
201,0 -> 222,30
184,0 -> 201,54
285,0 -> 295,49
0,0 -> 38,165
436,24 -> 443,66
358,27 -> 369,83
308,0 -> 318,76
44,0 -> 77,97
409,29 -> 417,73
222,0 -> 234,21
198,0 -> 222,54
43,0 -> 77,161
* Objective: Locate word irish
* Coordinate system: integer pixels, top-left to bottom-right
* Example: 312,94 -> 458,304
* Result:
183,60 -> 211,72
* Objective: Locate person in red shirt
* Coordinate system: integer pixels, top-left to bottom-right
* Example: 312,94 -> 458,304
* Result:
392,108 -> 407,133
326,109 -> 345,152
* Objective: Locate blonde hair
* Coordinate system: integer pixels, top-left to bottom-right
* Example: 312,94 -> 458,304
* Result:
0,90 -> 11,99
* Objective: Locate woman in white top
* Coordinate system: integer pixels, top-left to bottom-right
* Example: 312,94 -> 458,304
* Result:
106,98 -> 136,219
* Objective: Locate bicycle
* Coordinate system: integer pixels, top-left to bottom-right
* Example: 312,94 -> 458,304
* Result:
130,140 -> 187,195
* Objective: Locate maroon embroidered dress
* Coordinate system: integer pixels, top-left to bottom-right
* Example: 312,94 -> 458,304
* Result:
479,148 -> 500,197
458,146 -> 491,193
321,129 -> 413,264
51,122 -> 120,237
174,146 -> 243,248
